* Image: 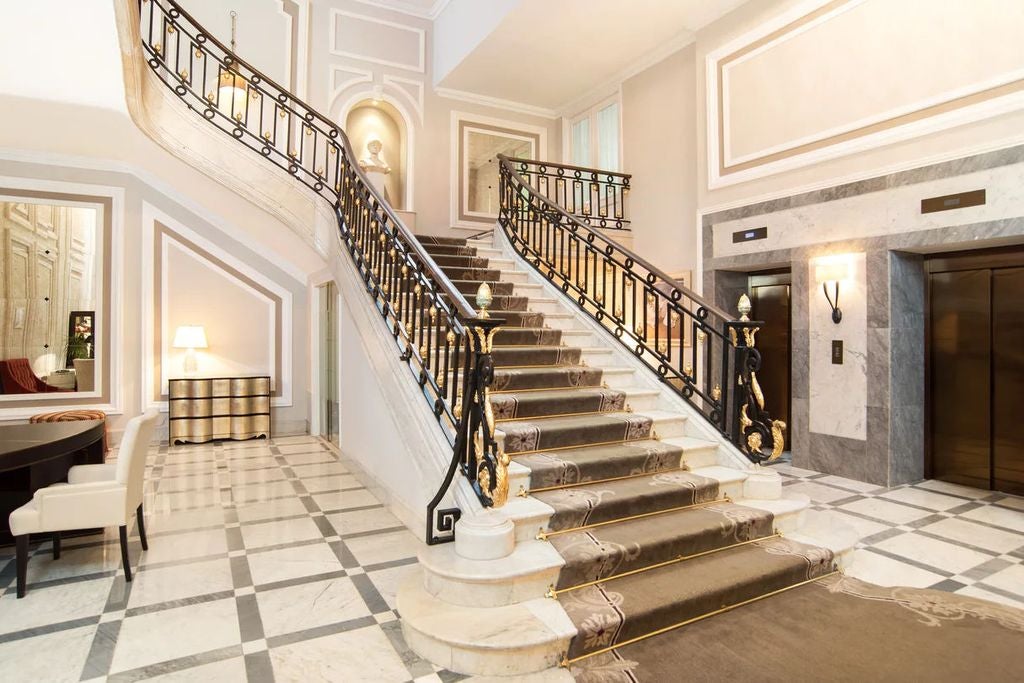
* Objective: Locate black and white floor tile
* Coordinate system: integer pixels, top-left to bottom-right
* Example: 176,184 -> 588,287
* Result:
2,437 -> 1023,681
0,436 -> 466,683
772,461 -> 1024,607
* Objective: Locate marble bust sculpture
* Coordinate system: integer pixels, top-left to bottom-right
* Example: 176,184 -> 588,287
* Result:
358,138 -> 391,175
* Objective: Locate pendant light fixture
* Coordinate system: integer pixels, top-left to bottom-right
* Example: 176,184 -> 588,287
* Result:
217,10 -> 248,121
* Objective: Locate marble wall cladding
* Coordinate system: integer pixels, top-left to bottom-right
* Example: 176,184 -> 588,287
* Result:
710,160 -> 1024,260
808,252 -> 867,441
702,146 -> 1024,486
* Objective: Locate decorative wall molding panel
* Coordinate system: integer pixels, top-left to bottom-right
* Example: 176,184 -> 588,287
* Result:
705,0 -> 1024,188
0,179 -> 123,420
329,9 -> 426,73
382,74 -> 425,123
142,203 -> 293,411
328,65 -> 374,102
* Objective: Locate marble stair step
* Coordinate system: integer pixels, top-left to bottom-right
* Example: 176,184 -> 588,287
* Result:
517,436 -> 713,494
419,539 -> 565,608
452,279 -> 516,296
499,411 -> 655,455
491,345 -> 583,367
548,500 -> 777,590
494,327 -> 564,346
492,365 -> 604,392
399,572 -> 576,676
491,386 -> 628,421
439,265 -> 504,282
559,536 -> 835,661
420,243 -> 477,257
534,468 -> 721,532
431,254 -> 491,269
417,236 -> 468,247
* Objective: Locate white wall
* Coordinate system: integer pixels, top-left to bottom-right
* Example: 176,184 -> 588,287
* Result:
309,0 -> 561,235
695,0 -> 1024,211
621,44 -> 698,275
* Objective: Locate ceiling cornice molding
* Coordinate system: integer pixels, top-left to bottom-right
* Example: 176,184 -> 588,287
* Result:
435,87 -> 560,120
350,0 -> 451,20
557,29 -> 696,117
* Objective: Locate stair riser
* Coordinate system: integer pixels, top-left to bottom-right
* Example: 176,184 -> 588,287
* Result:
422,565 -> 561,609
402,626 -> 568,677
494,329 -> 563,346
453,280 -> 515,296
421,245 -> 477,258
493,367 -> 603,392
492,389 -> 626,421
440,266 -> 503,282
432,255 -> 491,269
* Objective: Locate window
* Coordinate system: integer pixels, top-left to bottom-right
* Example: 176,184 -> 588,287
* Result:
569,96 -> 620,171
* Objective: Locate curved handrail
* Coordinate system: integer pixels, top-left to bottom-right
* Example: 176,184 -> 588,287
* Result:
136,0 -> 509,543
497,154 -> 785,463
142,0 -> 477,322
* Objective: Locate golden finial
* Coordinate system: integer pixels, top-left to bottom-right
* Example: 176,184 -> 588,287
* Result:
712,384 -> 722,401
476,282 -> 493,318
738,294 -> 752,322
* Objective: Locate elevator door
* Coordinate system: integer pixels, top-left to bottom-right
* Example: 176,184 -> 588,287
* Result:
749,272 -> 791,431
928,254 -> 1024,495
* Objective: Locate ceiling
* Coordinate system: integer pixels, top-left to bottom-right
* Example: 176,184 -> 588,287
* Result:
437,0 -> 748,114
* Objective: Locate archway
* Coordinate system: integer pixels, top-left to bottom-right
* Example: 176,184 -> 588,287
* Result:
344,99 -> 408,211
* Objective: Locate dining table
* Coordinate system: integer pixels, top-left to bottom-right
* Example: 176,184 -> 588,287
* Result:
0,420 -> 106,545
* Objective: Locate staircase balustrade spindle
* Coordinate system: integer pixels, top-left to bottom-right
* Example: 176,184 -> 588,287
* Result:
136,0 -> 508,544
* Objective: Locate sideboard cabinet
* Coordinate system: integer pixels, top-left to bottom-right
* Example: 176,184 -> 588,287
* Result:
168,375 -> 271,445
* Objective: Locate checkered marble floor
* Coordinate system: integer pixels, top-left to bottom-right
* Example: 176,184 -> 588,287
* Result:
0,436 -> 466,683
772,461 -> 1024,608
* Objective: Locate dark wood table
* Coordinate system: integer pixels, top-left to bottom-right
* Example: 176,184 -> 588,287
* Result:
0,420 -> 106,545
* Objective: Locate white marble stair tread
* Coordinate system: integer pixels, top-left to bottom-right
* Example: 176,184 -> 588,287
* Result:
600,367 -> 637,388
663,435 -> 721,468
508,460 -> 531,496
783,509 -> 859,569
632,409 -> 688,438
689,465 -> 748,499
738,492 -> 811,533
419,539 -> 564,607
399,571 -> 576,676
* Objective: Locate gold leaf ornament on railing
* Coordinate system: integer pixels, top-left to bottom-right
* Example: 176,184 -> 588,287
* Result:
735,294 -> 787,462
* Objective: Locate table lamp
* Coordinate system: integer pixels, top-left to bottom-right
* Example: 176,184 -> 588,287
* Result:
172,325 -> 208,375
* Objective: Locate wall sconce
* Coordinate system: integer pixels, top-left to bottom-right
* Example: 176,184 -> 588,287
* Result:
814,258 -> 851,324
173,325 -> 209,375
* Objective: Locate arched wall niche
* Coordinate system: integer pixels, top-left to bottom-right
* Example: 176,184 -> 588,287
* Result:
343,99 -> 408,211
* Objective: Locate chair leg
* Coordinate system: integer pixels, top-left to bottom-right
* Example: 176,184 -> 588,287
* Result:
118,525 -> 132,582
52,531 -> 61,560
15,535 -> 28,599
136,504 -> 148,552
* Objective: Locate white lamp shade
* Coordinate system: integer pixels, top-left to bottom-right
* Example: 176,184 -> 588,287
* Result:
173,325 -> 208,349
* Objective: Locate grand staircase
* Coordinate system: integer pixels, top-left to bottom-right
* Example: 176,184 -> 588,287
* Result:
399,233 -> 852,677
124,3 -> 1024,680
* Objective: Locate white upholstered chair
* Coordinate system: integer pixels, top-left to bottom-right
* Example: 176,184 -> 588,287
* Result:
9,409 -> 159,598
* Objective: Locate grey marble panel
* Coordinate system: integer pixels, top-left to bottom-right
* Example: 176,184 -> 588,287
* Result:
890,325 -> 925,408
890,403 -> 925,485
886,144 -> 1024,188
788,397 -> 809,463
866,327 -> 890,409
866,249 -> 890,329
805,431 -> 875,486
790,263 -> 809,330
790,328 -> 809,400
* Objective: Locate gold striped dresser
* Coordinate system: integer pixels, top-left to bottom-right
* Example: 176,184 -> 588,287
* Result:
168,376 -> 271,445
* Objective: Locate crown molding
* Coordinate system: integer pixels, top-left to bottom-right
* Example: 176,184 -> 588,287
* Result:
350,0 -> 451,20
435,87 -> 560,120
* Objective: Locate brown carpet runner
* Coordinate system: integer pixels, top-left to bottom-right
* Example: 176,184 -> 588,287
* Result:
420,237 -> 1024,681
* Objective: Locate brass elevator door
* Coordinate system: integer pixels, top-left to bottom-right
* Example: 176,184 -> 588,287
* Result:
928,254 -> 1024,495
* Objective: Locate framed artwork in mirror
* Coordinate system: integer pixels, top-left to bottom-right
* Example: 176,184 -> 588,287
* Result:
66,311 -> 95,367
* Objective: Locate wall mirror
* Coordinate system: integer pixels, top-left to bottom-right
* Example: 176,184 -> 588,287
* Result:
0,198 -> 104,398
458,119 -> 540,224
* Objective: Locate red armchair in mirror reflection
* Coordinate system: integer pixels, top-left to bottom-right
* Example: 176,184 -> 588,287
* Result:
0,358 -> 71,394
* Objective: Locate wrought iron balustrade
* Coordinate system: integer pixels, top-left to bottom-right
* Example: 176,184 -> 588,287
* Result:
507,158 -> 631,230
136,0 -> 508,543
497,155 -> 785,463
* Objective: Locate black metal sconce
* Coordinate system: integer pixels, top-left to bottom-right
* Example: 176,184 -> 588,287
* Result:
815,259 -> 851,325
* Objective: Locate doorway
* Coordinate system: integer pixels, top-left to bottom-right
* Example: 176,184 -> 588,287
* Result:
748,270 -> 792,432
927,247 -> 1024,495
318,281 -> 339,446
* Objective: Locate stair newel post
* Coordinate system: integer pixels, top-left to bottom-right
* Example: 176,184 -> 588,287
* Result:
728,294 -> 787,467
